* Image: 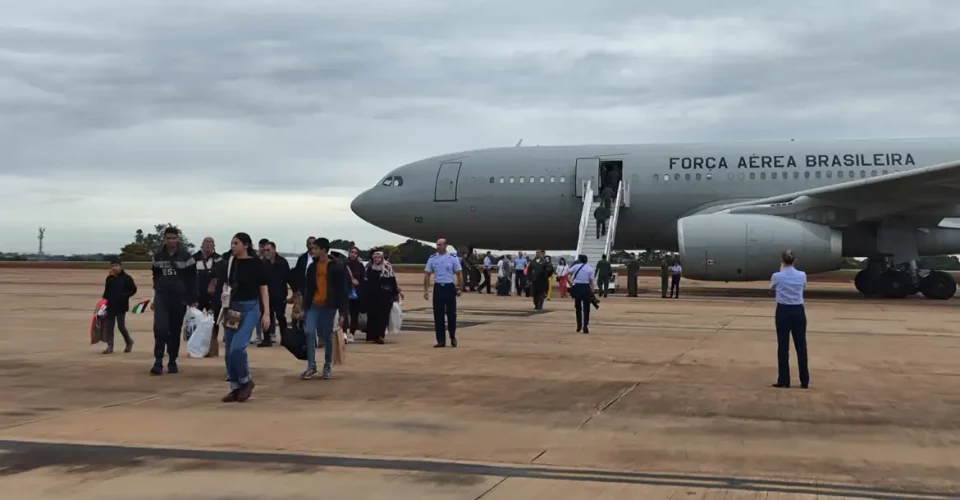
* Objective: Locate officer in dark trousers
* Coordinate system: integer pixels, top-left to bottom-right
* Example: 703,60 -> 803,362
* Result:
424,238 -> 463,348
769,249 -> 810,389
659,256 -> 670,298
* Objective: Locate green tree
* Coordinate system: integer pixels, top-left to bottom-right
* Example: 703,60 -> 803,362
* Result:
329,239 -> 355,251
135,223 -> 195,255
120,243 -> 152,261
396,239 -> 434,263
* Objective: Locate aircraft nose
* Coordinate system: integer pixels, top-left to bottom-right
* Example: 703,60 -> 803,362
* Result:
350,189 -> 375,224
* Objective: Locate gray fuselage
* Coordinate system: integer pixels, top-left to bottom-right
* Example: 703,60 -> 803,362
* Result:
350,137 -> 960,252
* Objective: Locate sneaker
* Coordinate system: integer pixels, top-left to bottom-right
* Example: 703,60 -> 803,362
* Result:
256,339 -> 273,347
320,370 -> 331,380
123,340 -> 134,353
345,333 -> 355,344
167,362 -> 179,374
150,362 -> 163,376
301,368 -> 317,380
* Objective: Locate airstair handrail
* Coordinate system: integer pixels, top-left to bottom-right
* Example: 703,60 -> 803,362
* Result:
575,180 -> 593,256
603,181 -> 624,258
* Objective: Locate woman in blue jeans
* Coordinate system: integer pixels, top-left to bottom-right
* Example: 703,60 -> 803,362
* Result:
212,232 -> 270,402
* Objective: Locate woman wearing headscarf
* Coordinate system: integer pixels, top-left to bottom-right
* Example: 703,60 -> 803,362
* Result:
363,250 -> 402,343
344,246 -> 366,343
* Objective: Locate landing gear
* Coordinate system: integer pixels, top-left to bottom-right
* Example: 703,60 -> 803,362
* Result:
854,257 -> 956,300
918,271 -> 957,300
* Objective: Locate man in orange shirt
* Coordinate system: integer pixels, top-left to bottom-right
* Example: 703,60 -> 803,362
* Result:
300,238 -> 349,379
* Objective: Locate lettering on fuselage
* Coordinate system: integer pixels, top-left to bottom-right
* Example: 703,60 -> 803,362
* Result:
668,153 -> 916,170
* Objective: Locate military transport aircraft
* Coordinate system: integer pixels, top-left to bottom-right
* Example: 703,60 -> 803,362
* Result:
350,137 -> 960,300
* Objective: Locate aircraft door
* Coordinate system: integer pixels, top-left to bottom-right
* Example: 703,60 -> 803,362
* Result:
575,158 -> 600,197
434,162 -> 462,201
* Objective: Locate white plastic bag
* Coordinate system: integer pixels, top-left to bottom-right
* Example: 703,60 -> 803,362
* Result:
182,306 -> 204,341
388,301 -> 403,335
186,311 -> 215,358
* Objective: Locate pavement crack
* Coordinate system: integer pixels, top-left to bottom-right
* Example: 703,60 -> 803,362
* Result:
473,477 -> 508,500
576,304 -> 748,430
530,449 -> 547,463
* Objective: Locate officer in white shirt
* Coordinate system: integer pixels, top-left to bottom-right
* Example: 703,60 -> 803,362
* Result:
424,238 -> 463,347
566,254 -> 596,334
769,249 -> 810,389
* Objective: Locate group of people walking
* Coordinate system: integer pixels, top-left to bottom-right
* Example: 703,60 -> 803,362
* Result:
99,228 -> 811,403
127,228 -> 404,403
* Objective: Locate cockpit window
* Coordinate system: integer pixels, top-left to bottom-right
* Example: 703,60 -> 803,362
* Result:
378,176 -> 403,187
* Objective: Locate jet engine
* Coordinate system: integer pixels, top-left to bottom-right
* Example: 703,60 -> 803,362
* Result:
677,213 -> 843,281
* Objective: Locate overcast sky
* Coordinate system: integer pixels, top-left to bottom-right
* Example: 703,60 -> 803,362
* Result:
2,0 -> 959,254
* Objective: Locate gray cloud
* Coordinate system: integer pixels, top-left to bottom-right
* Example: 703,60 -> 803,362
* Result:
1,0 -> 960,253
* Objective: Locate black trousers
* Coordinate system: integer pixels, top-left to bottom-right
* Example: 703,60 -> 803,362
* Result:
670,275 -> 680,297
479,269 -> 491,293
514,270 -> 526,295
432,283 -> 457,345
347,298 -> 362,334
572,283 -> 592,329
775,304 -> 809,386
597,275 -> 610,297
531,279 -> 547,309
153,294 -> 185,362
269,297 -> 287,337
660,275 -> 669,297
596,220 -> 607,239
105,312 -> 132,348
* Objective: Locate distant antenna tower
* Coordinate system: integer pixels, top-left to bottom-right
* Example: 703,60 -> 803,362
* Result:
37,227 -> 45,256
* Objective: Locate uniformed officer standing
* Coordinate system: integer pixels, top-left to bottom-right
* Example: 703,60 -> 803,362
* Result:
659,256 -> 670,298
424,238 -> 463,348
626,253 -> 639,297
769,249 -> 810,389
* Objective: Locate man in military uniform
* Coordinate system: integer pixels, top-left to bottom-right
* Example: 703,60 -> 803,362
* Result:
626,253 -> 639,297
596,254 -> 612,298
424,239 -> 463,348
527,250 -> 553,310
660,255 -> 671,298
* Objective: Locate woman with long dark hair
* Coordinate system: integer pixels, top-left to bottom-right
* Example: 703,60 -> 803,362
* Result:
215,232 -> 270,402
344,246 -> 365,343
363,250 -> 401,343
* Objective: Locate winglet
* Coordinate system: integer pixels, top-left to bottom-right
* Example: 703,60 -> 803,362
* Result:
515,138 -> 523,147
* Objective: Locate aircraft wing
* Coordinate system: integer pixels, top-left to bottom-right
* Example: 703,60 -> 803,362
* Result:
703,159 -> 960,227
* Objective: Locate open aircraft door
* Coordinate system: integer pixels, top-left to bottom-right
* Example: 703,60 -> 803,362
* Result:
575,158 -> 599,197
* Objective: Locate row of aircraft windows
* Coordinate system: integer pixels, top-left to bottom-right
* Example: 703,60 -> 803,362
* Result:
653,169 -> 897,182
484,175 -> 568,184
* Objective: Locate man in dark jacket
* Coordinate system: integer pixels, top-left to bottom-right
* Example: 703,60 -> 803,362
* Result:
102,258 -> 137,354
300,237 -> 349,380
193,237 -> 222,356
150,227 -> 197,375
260,242 -> 291,347
527,250 -> 554,310
600,185 -> 614,212
594,205 -> 608,239
290,236 -> 316,295
596,254 -> 612,298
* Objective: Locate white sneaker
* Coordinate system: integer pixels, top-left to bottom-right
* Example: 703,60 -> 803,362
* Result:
345,332 -> 355,344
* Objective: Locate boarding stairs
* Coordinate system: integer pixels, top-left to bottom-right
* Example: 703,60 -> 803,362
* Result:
575,180 -> 626,294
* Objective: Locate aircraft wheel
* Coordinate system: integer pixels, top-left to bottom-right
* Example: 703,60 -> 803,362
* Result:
878,270 -> 912,299
919,271 -> 957,300
854,269 -> 881,297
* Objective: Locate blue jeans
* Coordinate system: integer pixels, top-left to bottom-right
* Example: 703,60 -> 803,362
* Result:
223,299 -> 259,390
304,306 -> 335,373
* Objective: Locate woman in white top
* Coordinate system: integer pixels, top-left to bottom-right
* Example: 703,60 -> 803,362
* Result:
555,257 -> 570,299
566,254 -> 596,333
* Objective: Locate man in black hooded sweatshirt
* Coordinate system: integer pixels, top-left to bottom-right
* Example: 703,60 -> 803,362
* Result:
150,227 -> 197,375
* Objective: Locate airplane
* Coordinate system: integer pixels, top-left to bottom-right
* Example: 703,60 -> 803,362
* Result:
350,137 -> 960,300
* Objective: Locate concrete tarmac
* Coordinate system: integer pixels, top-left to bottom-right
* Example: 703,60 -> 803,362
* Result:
0,269 -> 958,499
